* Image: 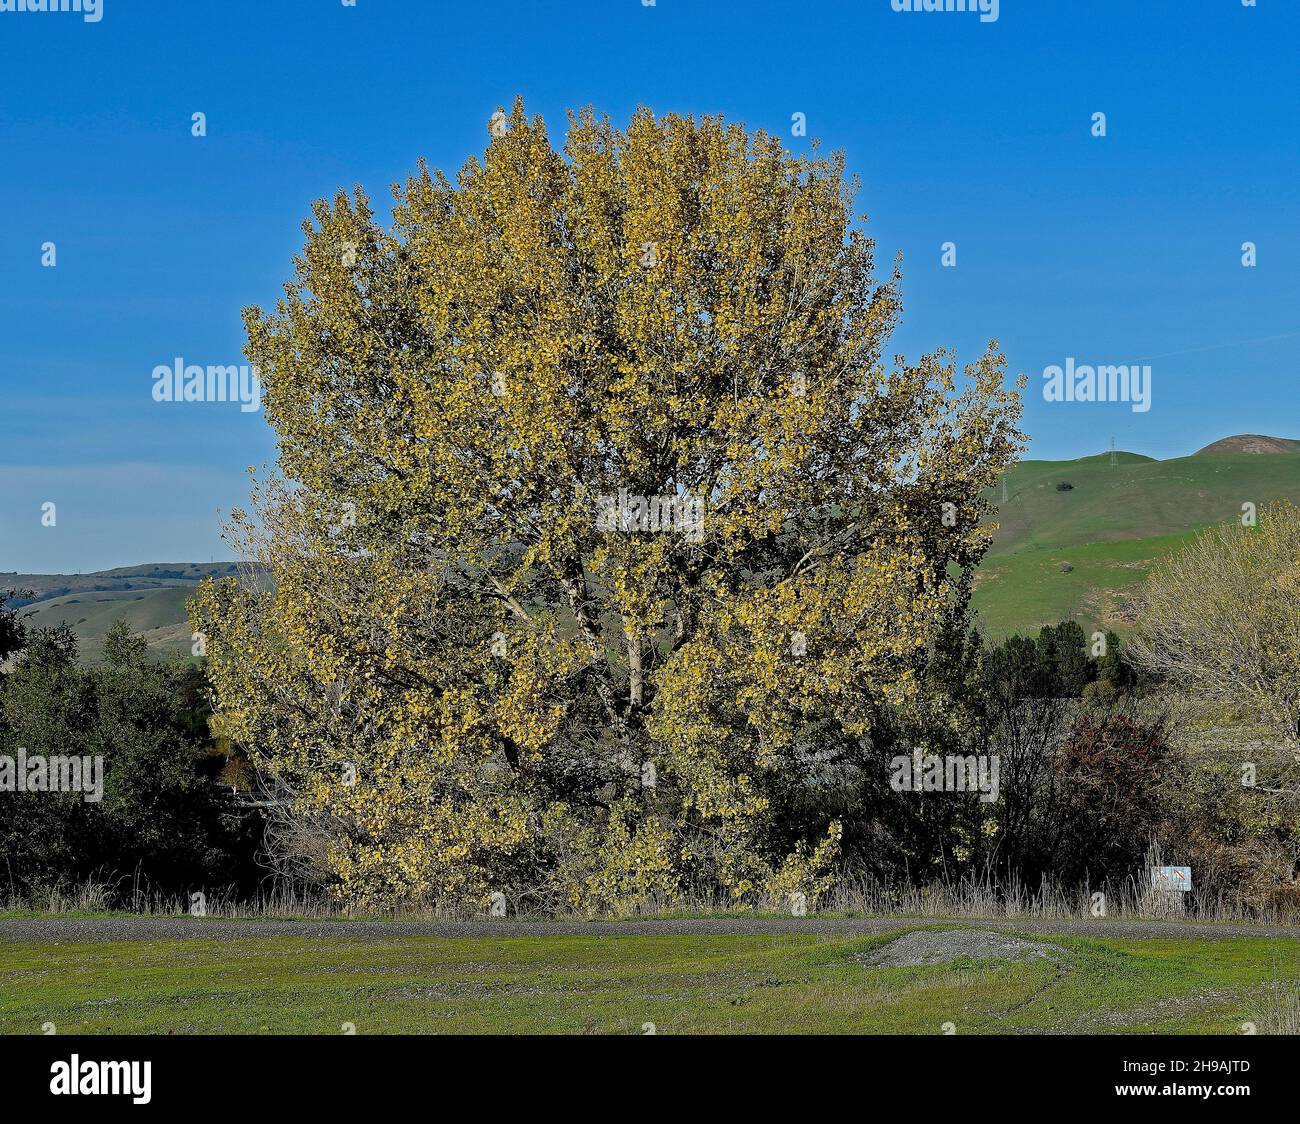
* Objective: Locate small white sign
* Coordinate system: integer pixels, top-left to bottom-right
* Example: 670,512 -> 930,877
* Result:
1151,865 -> 1192,892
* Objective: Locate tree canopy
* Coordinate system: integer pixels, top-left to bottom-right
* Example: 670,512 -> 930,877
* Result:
193,100 -> 1025,912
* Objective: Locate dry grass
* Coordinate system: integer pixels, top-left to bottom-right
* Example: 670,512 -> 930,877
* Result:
1253,978 -> 1300,1035
5,861 -> 1298,926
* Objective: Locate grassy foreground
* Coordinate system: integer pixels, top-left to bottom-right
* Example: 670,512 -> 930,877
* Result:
2,925 -> 1297,1034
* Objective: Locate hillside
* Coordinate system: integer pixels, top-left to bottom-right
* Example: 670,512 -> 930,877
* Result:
2,562 -> 246,662
7,437 -> 1300,657
974,438 -> 1300,639
988,450 -> 1300,555
1194,434 -> 1300,456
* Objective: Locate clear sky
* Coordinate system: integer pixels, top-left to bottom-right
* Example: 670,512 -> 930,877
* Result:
1,0 -> 1297,572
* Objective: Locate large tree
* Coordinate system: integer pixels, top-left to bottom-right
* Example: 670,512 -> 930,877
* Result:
194,100 -> 1024,912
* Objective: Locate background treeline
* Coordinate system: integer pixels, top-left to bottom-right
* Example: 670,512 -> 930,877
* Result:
0,603 -> 262,906
2,594 -> 1294,918
779,621 -> 1170,895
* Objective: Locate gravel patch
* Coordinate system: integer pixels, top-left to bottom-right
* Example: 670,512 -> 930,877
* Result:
861,929 -> 1062,968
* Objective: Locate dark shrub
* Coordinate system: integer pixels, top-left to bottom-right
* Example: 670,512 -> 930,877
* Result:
0,624 -> 264,901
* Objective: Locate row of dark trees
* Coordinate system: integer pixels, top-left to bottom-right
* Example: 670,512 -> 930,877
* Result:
983,620 -> 1145,702
2,586 -> 1157,906
0,596 -> 263,903
770,617 -> 1164,894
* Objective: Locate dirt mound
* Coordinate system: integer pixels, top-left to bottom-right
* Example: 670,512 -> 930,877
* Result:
861,928 -> 1061,968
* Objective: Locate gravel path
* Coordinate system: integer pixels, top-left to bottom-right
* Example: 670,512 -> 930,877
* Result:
1,914 -> 1297,943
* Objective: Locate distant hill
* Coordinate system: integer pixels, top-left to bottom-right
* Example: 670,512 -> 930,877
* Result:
974,436 -> 1300,639
1193,434 -> 1300,456
2,562 -> 249,662
9,435 -> 1300,657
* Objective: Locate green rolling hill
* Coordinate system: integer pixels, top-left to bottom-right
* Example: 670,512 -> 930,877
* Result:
18,587 -> 198,660
6,436 -> 1299,659
1,563 -> 246,662
973,436 -> 1300,639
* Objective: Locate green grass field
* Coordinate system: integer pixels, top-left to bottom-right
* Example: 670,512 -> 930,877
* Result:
3,925 -> 1296,1035
988,450 -> 1300,553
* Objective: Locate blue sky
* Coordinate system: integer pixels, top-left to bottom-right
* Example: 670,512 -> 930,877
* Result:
1,0 -> 1296,572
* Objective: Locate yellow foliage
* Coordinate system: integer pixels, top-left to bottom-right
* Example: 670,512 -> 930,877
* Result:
190,99 -> 1023,913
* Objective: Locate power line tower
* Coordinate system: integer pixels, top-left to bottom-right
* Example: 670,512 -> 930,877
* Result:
1110,436 -> 1117,468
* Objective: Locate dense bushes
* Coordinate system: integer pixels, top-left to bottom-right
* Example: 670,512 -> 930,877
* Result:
773,617 -> 1170,897
3,592 -> 1292,919
0,619 -> 263,903
1126,506 -> 1300,914
1049,708 -> 1170,884
833,621 -> 1162,886
1153,706 -> 1300,916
